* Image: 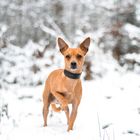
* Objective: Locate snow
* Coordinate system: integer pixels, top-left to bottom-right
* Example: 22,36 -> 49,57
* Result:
1,0 -> 140,139
0,70 -> 140,140
124,53 -> 140,63
122,23 -> 140,40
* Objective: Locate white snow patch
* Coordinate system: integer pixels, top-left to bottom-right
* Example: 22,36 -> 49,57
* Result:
0,71 -> 140,140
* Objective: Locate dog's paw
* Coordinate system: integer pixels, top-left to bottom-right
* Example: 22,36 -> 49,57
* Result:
67,126 -> 73,132
43,124 -> 47,127
61,100 -> 68,110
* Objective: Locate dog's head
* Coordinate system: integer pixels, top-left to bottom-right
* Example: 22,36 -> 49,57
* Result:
58,37 -> 90,73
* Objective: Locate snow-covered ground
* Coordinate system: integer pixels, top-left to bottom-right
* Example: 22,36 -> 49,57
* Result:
0,71 -> 140,140
0,41 -> 140,140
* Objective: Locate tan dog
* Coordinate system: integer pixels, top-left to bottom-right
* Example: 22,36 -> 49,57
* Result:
42,37 -> 90,131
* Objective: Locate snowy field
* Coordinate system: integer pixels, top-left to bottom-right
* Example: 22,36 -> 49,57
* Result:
0,70 -> 140,140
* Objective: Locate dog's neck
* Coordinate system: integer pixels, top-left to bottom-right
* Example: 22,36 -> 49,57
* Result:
64,69 -> 81,79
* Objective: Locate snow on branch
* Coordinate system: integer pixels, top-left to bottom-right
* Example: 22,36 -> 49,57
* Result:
39,23 -> 57,38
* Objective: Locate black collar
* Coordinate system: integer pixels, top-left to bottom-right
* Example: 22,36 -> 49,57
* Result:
64,69 -> 81,79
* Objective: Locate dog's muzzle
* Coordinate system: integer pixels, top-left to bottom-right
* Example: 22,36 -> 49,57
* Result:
71,62 -> 77,69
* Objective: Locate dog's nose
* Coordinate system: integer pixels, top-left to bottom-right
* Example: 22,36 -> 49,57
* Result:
71,62 -> 77,69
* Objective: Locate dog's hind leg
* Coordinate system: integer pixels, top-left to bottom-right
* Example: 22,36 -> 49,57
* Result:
42,83 -> 50,127
43,102 -> 50,127
43,97 -> 50,126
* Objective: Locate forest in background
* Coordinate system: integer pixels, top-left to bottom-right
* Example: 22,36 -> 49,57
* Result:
0,0 -> 140,60
0,0 -> 140,89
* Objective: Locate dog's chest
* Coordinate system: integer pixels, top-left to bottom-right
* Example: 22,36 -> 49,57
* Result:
64,78 -> 78,89
61,91 -> 75,103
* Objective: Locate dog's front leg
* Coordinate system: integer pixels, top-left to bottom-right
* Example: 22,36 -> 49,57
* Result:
67,101 -> 79,131
52,91 -> 68,110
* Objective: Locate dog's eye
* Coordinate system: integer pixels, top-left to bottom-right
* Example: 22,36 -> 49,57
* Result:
77,54 -> 82,59
65,55 -> 71,59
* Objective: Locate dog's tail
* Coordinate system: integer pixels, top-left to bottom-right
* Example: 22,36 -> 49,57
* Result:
51,104 -> 61,112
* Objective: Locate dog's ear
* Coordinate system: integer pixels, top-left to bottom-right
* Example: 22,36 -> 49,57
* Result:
58,37 -> 69,54
79,37 -> 90,55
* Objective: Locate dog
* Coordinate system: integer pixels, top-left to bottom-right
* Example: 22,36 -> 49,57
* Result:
42,37 -> 90,131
